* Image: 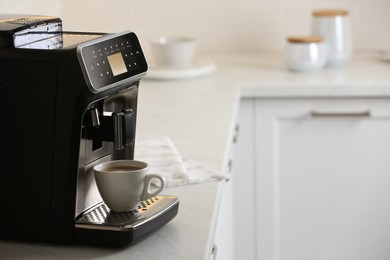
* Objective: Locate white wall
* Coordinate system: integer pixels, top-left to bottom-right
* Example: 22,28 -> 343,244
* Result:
0,0 -> 61,18
0,0 -> 389,55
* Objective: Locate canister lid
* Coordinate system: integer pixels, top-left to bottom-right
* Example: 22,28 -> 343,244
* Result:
287,36 -> 323,43
312,9 -> 349,17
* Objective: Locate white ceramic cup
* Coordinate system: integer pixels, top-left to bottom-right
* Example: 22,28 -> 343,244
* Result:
284,36 -> 328,72
150,36 -> 196,66
93,160 -> 165,212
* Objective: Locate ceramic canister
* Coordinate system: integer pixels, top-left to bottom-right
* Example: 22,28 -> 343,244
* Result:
311,9 -> 353,67
284,36 -> 327,72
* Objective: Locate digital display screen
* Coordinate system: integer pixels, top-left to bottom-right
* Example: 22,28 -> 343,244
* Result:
107,52 -> 128,76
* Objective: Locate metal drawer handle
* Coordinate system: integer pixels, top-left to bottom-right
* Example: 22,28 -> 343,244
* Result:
310,110 -> 371,118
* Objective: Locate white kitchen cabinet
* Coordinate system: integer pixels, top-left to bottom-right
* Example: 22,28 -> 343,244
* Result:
212,140 -> 235,260
233,99 -> 257,260
235,98 -> 390,260
212,178 -> 234,260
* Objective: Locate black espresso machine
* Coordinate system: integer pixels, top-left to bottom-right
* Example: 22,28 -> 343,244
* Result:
0,14 -> 179,247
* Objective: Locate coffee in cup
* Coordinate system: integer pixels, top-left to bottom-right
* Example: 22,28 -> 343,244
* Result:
93,160 -> 166,212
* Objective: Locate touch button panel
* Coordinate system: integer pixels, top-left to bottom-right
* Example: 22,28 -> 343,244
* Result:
78,31 -> 147,93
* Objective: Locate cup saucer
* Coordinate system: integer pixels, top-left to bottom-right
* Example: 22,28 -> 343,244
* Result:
145,60 -> 216,80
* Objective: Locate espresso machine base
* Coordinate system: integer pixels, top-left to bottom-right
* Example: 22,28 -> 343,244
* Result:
74,195 -> 179,247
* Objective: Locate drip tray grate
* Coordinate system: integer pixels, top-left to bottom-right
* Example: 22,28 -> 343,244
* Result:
75,195 -> 179,231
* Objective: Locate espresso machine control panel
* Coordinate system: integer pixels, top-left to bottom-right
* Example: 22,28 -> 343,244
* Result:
77,30 -> 147,93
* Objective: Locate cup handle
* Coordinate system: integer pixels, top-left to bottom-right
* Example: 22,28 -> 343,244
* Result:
140,174 -> 166,201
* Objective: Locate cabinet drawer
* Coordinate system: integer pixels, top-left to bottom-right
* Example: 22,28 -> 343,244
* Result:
257,98 -> 390,119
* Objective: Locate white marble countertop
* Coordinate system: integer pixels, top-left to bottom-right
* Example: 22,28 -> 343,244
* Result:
210,51 -> 390,98
1,51 -> 390,260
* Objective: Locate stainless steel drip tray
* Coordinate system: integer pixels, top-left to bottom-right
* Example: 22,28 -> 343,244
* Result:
75,195 -> 179,232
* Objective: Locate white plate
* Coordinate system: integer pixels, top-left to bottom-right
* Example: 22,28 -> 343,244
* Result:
144,60 -> 216,80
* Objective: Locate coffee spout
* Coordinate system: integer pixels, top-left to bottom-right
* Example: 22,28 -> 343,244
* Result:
112,108 -> 135,150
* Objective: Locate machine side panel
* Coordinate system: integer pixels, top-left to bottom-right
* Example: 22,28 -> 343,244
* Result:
50,48 -> 88,225
0,57 -> 58,241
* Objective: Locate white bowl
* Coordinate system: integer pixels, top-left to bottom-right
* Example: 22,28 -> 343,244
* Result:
150,36 -> 196,66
